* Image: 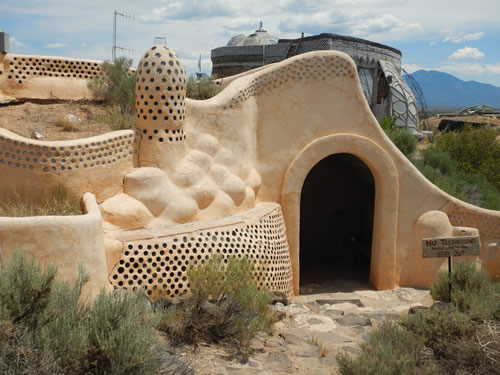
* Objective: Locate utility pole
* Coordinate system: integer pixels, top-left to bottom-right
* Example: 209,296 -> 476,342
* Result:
112,9 -> 134,62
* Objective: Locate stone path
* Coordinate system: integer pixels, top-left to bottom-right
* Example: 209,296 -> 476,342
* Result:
174,287 -> 433,375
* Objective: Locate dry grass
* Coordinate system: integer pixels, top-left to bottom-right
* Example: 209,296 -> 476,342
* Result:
0,185 -> 82,217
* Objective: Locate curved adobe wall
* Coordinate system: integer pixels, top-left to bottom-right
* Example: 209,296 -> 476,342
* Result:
0,193 -> 108,299
281,134 -> 399,294
198,50 -> 498,290
0,53 -> 101,102
0,128 -> 134,201
108,203 -> 294,298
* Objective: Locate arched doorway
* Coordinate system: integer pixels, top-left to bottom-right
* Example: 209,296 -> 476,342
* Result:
299,153 -> 375,293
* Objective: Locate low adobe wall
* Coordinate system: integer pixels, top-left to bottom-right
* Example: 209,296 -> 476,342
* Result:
0,128 -> 135,202
108,202 -> 294,298
0,193 -> 108,299
0,53 -> 101,102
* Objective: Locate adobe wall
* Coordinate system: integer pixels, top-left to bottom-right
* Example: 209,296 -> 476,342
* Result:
186,51 -> 499,293
0,53 -> 101,102
0,193 -> 108,299
0,47 -> 497,298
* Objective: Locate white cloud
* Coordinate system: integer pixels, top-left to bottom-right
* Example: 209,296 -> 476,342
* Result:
402,63 -> 428,74
44,42 -> 68,49
449,47 -> 484,60
486,64 -> 500,74
444,32 -> 484,44
429,41 -> 437,46
10,36 -> 25,48
80,43 -> 88,48
438,62 -> 486,75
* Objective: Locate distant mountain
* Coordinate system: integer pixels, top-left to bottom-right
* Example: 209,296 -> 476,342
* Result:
403,70 -> 500,109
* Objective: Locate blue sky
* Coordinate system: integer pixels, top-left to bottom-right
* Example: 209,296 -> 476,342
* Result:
2,0 -> 500,86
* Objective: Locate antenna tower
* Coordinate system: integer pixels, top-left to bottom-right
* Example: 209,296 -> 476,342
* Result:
112,9 -> 134,62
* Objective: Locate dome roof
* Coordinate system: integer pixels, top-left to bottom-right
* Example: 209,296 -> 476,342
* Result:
226,24 -> 279,47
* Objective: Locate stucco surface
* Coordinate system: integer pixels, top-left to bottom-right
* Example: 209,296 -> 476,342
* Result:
0,47 -> 498,297
0,193 -> 108,299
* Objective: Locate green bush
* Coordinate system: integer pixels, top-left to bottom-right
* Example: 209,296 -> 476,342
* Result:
186,75 -> 222,99
379,116 -> 418,159
437,125 -> 500,189
88,57 -> 136,130
338,261 -> 500,375
337,321 -> 423,375
157,255 -> 274,358
0,250 -> 189,374
415,147 -> 500,210
430,261 -> 500,321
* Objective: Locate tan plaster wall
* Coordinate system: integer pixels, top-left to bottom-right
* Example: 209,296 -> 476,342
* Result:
0,128 -> 135,202
0,53 -> 101,102
197,50 -> 499,291
0,193 -> 108,299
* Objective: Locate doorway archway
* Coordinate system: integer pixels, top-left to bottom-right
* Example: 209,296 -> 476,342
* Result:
281,134 -> 399,295
299,153 -> 375,293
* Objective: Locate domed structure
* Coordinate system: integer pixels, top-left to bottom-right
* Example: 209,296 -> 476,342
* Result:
226,23 -> 278,47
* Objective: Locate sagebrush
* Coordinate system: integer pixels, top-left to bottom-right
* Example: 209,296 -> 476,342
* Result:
337,261 -> 499,374
88,57 -> 136,130
157,255 -> 275,358
0,250 -> 191,375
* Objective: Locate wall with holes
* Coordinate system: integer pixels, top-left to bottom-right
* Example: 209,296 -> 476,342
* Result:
0,128 -> 134,201
0,46 -> 498,299
108,203 -> 293,298
0,53 -> 100,102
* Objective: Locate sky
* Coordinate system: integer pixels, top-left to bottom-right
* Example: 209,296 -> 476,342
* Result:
2,0 -> 500,86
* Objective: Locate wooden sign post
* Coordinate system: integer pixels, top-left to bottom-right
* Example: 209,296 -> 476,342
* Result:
422,236 -> 480,301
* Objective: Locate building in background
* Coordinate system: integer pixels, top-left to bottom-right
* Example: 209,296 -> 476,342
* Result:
211,26 -> 419,134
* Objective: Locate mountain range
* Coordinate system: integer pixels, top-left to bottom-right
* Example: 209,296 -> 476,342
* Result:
403,70 -> 500,109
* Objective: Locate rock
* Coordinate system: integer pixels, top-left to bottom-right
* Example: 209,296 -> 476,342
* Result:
270,291 -> 289,305
263,352 -> 293,373
409,305 -> 430,315
279,332 -> 304,346
316,299 -> 364,307
335,314 -> 372,327
64,113 -> 81,125
293,313 -> 336,332
157,350 -> 194,375
325,302 -> 360,312
31,130 -> 44,140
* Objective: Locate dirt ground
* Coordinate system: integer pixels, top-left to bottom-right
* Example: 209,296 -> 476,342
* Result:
0,101 -> 116,140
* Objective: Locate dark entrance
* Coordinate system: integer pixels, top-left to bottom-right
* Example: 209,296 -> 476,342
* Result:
299,153 -> 375,293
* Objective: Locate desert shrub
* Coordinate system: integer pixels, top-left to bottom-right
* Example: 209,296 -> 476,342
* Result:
379,116 -> 418,158
96,104 -> 136,130
436,125 -> 500,189
436,320 -> 500,375
186,75 -> 222,99
0,250 -> 187,374
415,148 -> 500,210
336,320 -> 423,375
0,185 -> 81,217
88,57 -> 136,130
430,261 -> 500,321
158,255 -> 274,358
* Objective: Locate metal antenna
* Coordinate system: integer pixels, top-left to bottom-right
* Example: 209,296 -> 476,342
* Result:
112,9 -> 134,62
